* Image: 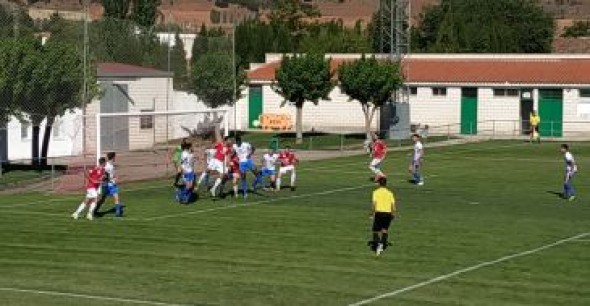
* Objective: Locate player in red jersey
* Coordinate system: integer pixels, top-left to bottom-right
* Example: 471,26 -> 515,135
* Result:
196,135 -> 227,197
276,146 -> 298,191
225,151 -> 241,198
72,158 -> 106,220
369,133 -> 387,181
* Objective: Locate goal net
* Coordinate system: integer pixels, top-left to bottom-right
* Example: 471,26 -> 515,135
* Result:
56,109 -> 230,193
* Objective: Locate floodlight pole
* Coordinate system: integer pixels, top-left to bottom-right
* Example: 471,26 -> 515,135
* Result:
232,23 -> 237,136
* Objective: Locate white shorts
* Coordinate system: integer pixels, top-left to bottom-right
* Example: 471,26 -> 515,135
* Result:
370,158 -> 383,167
207,159 -> 226,173
279,165 -> 295,175
85,188 -> 98,199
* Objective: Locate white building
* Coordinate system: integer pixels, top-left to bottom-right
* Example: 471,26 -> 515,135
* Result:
245,53 -> 590,138
2,62 -> 232,162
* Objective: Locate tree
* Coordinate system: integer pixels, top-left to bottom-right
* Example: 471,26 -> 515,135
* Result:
338,55 -> 402,139
189,52 -> 245,109
412,0 -> 554,53
272,53 -> 335,144
101,0 -> 131,19
132,0 -> 161,28
170,32 -> 188,90
35,42 -> 94,166
562,20 -> 590,38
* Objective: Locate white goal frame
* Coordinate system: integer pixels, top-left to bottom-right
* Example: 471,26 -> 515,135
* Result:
95,109 -> 230,163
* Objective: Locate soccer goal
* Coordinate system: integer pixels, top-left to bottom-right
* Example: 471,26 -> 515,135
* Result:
95,109 -> 230,160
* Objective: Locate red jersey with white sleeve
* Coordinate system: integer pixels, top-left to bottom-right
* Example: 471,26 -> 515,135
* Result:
279,151 -> 298,167
372,139 -> 387,159
86,166 -> 105,189
214,141 -> 226,161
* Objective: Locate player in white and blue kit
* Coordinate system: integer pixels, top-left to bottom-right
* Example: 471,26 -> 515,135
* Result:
260,149 -> 279,190
177,142 -> 195,204
96,152 -> 124,217
409,134 -> 424,186
560,144 -> 578,201
233,136 -> 261,197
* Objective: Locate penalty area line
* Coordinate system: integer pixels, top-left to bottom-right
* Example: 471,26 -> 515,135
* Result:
143,184 -> 373,221
0,287 -> 191,306
348,232 -> 590,306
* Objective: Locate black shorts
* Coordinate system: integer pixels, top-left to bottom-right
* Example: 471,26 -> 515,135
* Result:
372,212 -> 394,232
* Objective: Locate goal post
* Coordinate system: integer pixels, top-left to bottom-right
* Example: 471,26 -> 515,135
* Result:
95,109 -> 230,164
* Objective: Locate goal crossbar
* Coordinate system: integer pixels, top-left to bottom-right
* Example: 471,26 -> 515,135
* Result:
95,109 -> 230,163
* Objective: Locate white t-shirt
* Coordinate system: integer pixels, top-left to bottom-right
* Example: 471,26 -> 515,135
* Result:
233,142 -> 252,162
413,141 -> 423,161
105,161 -> 116,183
564,152 -> 576,172
262,153 -> 279,170
181,151 -> 194,173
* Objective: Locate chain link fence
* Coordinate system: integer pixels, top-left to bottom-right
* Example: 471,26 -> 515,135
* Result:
0,2 -> 239,194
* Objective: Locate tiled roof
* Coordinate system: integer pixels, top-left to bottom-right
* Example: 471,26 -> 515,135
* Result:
97,63 -> 173,78
248,55 -> 590,85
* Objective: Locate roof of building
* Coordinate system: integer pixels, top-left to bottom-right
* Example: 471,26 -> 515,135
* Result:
247,54 -> 590,86
97,63 -> 173,78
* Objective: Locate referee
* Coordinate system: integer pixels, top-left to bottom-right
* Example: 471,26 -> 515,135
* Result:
370,177 -> 396,256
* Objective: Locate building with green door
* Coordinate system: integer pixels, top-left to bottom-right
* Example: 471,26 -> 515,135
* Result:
245,54 -> 590,138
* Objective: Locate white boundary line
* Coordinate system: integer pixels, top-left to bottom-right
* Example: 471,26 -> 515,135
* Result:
348,232 -> 590,306
0,183 -> 172,209
143,184 -> 372,221
0,287 -> 191,306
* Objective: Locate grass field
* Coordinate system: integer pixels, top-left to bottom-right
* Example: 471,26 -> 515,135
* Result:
0,140 -> 589,306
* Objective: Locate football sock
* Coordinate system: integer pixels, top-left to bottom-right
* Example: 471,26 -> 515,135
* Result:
88,202 -> 97,216
174,172 -> 181,185
241,178 -> 248,195
372,232 -> 379,248
197,172 -> 207,189
212,178 -> 222,195
252,173 -> 262,189
114,203 -> 123,217
381,233 -> 389,248
290,172 -> 296,187
74,203 -> 85,216
276,177 -> 282,190
233,185 -> 239,196
563,183 -> 570,197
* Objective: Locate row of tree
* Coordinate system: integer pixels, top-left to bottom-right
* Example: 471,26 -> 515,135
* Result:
273,53 -> 402,143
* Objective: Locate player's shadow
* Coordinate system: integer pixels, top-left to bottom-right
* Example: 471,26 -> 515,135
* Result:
546,191 -> 564,199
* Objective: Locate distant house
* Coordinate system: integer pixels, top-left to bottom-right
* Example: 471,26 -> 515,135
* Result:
85,63 -> 174,156
3,63 -> 172,162
244,53 -> 590,138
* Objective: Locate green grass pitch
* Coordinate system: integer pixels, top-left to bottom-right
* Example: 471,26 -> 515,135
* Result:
0,141 -> 589,306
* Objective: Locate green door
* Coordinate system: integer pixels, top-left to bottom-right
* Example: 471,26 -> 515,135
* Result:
461,88 -> 478,135
538,89 -> 563,137
248,86 -> 263,128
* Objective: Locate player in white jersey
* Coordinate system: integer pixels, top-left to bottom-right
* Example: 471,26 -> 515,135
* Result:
195,144 -> 216,192
233,136 -> 261,197
95,152 -> 124,217
409,134 -> 424,186
260,149 -> 280,190
177,142 -> 195,204
560,144 -> 578,201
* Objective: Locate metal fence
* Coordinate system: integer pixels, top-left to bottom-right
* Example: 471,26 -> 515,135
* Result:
0,2 -> 238,193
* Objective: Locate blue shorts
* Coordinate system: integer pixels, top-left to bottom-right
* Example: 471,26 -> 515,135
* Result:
102,183 -> 119,196
183,172 -> 196,183
261,168 -> 275,176
239,159 -> 256,173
